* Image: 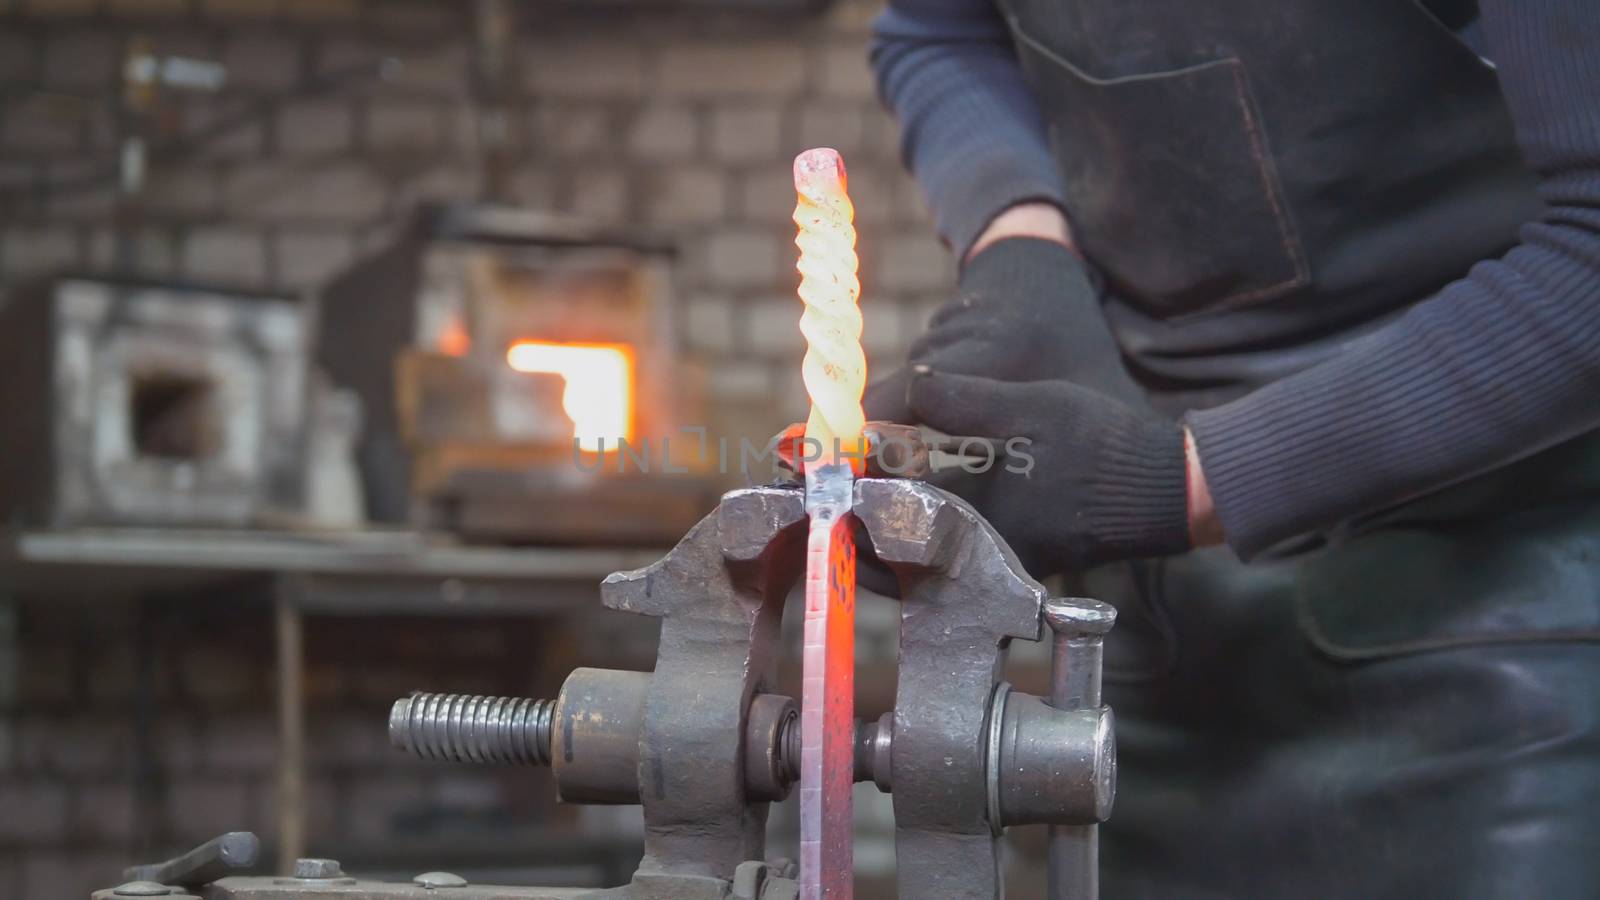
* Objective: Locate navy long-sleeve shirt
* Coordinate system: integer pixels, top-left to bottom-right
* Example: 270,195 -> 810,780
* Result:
872,0 -> 1600,558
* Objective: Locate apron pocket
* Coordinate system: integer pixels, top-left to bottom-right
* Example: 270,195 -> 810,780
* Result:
1010,23 -> 1309,318
1296,500 -> 1600,661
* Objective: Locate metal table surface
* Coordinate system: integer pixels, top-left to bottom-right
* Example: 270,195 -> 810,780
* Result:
0,526 -> 669,873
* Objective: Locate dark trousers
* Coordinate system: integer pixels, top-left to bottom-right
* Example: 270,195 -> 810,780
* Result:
1085,433 -> 1600,899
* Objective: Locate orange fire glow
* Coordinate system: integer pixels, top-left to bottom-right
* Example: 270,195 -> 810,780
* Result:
505,341 -> 634,453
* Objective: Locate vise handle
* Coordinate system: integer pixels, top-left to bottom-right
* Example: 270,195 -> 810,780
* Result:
123,831 -> 260,887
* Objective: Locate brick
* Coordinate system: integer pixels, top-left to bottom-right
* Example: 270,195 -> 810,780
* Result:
0,32 -> 38,82
525,41 -> 647,98
0,780 -> 69,842
683,297 -> 736,354
222,34 -> 302,91
143,167 -> 219,217
203,0 -> 281,17
383,42 -> 470,96
626,105 -> 697,161
277,99 -> 354,155
16,718 -> 131,776
745,295 -> 805,357
152,718 -> 203,772
224,161 -> 387,221
276,229 -> 354,288
734,168 -> 798,223
346,774 -> 432,841
895,172 -> 934,225
184,226 -> 269,286
860,298 -> 906,355
532,103 -> 614,159
568,168 -> 629,222
366,99 -> 442,150
198,715 -> 278,771
702,230 -> 782,290
71,780 -> 137,843
2,99 -> 83,153
709,106 -> 782,163
638,166 -> 726,225
41,31 -> 117,91
706,360 -> 773,403
249,772 -> 341,841
282,0 -> 359,20
19,0 -> 98,16
88,227 -> 181,278
180,642 -> 266,702
13,646 -> 75,707
431,771 -> 504,812
183,97 -> 266,158
508,167 -> 556,208
841,163 -> 897,225
368,0 -> 462,34
392,164 -> 476,209
108,0 -> 189,15
795,103 -> 867,156
306,713 -> 385,767
167,778 -> 253,839
862,107 -> 904,159
768,366 -> 810,422
876,233 -> 953,292
816,42 -> 878,101
21,851 -> 104,900
47,183 -> 116,219
659,43 -> 807,97
2,226 -> 79,283
314,36 -> 385,80
349,664 -> 423,704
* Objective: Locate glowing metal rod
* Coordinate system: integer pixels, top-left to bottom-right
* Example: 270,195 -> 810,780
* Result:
793,148 -> 867,464
794,147 -> 863,900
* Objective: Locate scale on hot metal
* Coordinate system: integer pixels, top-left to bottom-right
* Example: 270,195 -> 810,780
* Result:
93,151 -> 1119,900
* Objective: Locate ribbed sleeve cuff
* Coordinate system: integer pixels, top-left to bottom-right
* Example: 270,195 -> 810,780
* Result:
960,235 -> 1084,293
939,168 -> 1067,264
1086,418 -> 1191,560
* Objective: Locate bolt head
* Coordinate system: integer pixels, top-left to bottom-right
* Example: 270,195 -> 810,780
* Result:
293,858 -> 344,879
112,883 -> 175,897
1044,597 -> 1116,635
414,871 -> 469,888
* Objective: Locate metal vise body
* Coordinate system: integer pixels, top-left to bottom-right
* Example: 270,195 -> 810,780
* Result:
98,479 -> 1116,900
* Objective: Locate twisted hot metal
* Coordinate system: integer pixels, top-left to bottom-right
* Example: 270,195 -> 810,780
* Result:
793,148 -> 867,464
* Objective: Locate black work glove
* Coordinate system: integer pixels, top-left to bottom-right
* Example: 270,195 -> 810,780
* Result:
908,368 -> 1191,576
864,237 -> 1142,423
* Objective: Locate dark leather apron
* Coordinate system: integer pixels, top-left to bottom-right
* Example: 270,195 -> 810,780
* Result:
997,0 -> 1600,895
1001,0 -> 1542,407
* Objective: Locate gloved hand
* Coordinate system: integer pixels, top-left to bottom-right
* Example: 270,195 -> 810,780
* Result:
864,236 -> 1142,423
908,368 -> 1191,575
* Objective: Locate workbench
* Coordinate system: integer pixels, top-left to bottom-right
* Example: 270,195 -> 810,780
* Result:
0,527 -> 667,875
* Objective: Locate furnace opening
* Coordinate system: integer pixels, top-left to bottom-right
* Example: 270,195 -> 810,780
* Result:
130,371 -> 220,461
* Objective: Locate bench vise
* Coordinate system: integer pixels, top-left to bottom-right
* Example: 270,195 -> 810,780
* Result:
96,477 -> 1116,900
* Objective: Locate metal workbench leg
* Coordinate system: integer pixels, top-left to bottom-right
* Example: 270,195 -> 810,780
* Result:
274,579 -> 305,874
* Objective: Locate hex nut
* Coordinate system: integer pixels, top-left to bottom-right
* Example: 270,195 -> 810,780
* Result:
293,858 -> 344,879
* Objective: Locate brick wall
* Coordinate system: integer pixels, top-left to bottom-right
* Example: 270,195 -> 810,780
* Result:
0,0 -> 961,897
0,0 -> 951,429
